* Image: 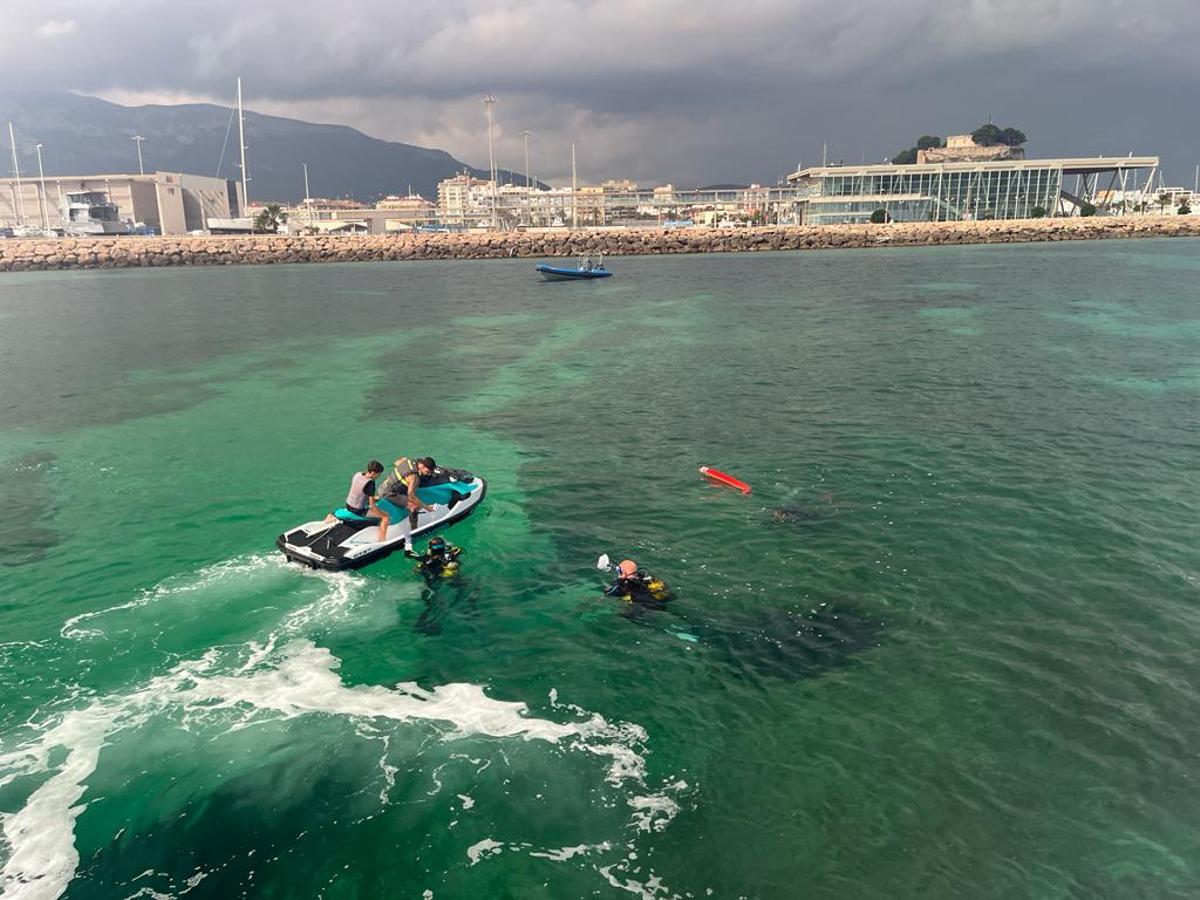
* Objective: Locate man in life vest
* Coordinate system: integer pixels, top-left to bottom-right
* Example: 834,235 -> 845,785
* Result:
325,460 -> 390,542
604,559 -> 671,606
378,456 -> 436,530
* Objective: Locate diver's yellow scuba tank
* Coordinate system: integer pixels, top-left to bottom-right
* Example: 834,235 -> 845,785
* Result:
417,542 -> 462,577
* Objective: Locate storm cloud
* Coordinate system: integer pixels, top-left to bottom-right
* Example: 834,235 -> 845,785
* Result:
2,0 -> 1197,186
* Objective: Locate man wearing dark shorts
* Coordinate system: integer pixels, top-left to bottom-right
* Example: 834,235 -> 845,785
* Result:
378,456 -> 437,530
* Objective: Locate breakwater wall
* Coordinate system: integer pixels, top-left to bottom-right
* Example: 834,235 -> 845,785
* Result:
2,216 -> 1198,272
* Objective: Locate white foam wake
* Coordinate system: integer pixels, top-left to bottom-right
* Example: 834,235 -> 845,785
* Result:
60,555 -> 288,640
0,710 -> 107,900
0,638 -> 684,900
12,552 -> 687,899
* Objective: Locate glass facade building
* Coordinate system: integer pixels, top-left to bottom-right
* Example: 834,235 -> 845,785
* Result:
785,157 -> 1160,225
792,163 -> 1064,224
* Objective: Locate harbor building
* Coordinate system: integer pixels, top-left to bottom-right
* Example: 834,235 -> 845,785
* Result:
0,172 -> 243,235
375,194 -> 436,223
437,173 -> 491,225
283,195 -> 438,234
786,152 -> 1160,225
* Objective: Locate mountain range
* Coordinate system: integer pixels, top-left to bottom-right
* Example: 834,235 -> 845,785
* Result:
0,90 -> 535,203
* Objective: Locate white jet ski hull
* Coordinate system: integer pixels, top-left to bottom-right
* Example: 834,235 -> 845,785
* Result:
276,473 -> 487,571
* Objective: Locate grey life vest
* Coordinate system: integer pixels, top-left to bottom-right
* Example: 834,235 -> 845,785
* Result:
345,471 -> 375,510
379,457 -> 416,499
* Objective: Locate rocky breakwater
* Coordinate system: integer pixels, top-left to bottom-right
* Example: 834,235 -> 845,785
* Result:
2,216 -> 1198,272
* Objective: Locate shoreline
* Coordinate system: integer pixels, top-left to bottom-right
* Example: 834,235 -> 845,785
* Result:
1,216 -> 1198,272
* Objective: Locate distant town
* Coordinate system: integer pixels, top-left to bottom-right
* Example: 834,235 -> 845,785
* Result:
2,122 -> 1196,238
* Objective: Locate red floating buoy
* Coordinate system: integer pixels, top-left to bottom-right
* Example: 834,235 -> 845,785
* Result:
699,465 -> 751,494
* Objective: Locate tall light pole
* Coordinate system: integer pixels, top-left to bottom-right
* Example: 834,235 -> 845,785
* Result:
521,129 -> 532,226
34,143 -> 48,230
483,94 -> 497,229
131,134 -> 145,175
522,129 -> 531,188
571,142 -> 578,230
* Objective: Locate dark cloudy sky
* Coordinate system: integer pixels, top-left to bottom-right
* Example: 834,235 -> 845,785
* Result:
3,0 -> 1197,187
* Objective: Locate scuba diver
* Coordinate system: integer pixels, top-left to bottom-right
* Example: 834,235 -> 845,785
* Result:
603,558 -> 671,607
405,536 -> 467,636
406,535 -> 463,582
595,554 -> 690,635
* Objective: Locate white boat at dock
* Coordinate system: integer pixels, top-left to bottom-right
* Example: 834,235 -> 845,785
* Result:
63,190 -> 132,236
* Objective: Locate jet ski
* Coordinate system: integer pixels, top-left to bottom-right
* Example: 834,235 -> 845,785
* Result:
276,467 -> 487,571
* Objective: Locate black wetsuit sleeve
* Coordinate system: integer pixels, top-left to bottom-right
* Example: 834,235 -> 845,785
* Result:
603,581 -> 622,597
363,479 -> 376,498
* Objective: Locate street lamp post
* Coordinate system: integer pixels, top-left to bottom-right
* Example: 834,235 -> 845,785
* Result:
571,142 -> 578,230
522,129 -> 531,188
131,134 -> 145,176
483,94 -> 497,229
522,129 -> 531,225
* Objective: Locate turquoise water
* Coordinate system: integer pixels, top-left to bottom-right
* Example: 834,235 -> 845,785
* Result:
2,240 -> 1199,899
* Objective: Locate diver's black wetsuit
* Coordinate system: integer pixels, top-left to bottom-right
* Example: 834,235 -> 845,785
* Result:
604,570 -> 671,608
408,543 -> 462,582
407,542 -> 468,635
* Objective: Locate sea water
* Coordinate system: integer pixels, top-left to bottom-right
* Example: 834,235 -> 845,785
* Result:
1,240 -> 1199,898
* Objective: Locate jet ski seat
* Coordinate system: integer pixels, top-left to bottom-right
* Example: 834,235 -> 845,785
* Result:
333,508 -> 381,528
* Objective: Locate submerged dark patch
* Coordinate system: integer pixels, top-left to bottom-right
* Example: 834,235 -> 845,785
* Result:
770,492 -> 841,526
770,504 -> 828,525
627,596 -> 884,682
0,451 -> 61,566
728,600 -> 885,681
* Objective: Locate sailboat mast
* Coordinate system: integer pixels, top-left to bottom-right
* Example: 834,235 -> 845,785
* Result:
571,142 -> 577,229
237,78 -> 249,210
303,162 -> 312,226
35,143 -> 48,230
8,122 -> 25,226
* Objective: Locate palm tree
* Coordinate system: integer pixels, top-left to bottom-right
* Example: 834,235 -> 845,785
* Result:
253,204 -> 289,233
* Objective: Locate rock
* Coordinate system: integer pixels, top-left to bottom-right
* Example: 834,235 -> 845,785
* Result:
2,217 -> 1198,273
